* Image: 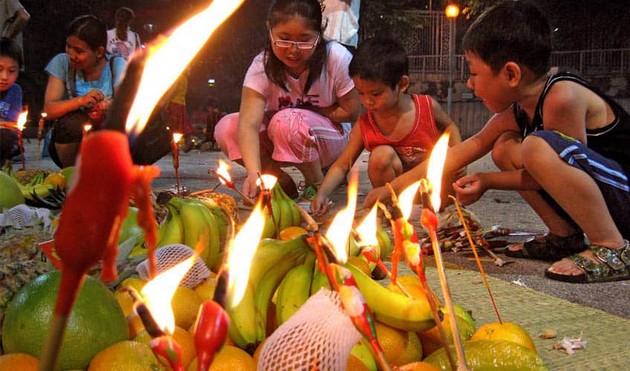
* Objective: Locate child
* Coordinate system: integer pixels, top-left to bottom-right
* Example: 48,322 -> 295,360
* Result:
213,0 -> 361,200
365,0 -> 630,283
311,36 -> 463,215
0,37 -> 23,165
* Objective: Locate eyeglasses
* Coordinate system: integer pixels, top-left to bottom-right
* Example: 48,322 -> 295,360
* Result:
269,30 -> 320,50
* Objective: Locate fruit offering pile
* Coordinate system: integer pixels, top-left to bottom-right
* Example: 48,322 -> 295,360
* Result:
0,174 -> 547,370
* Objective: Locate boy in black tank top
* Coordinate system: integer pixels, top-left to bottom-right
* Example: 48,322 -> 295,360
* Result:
363,0 -> 630,283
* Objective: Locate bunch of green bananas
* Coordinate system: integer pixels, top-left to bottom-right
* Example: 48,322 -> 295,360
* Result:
226,236 -> 313,352
11,169 -> 66,209
129,195 -> 228,272
228,234 -> 435,352
261,183 -> 303,239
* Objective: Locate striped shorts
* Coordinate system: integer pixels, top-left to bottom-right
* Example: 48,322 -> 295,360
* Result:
532,130 -> 630,238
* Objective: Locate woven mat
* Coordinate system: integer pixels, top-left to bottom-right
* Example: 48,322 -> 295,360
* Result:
422,267 -> 630,370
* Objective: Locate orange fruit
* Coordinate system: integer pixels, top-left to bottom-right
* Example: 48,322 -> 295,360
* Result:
374,321 -> 423,366
126,312 -> 146,338
194,276 -> 219,301
417,304 -> 476,357
470,322 -> 536,352
43,172 -> 66,189
278,226 -> 308,241
396,361 -> 440,370
347,340 -> 376,371
0,353 -> 40,370
1,271 -> 129,371
87,340 -> 162,371
387,275 -> 430,301
187,345 -> 256,371
346,355 -> 371,371
253,338 -> 267,365
171,286 -> 203,330
134,326 -> 195,369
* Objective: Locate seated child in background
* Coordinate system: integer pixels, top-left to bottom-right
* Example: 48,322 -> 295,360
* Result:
0,38 -> 23,165
364,0 -> 630,283
311,36 -> 464,215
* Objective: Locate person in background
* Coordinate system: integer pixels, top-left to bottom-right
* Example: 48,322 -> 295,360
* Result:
106,7 -> 141,61
0,0 -> 29,69
0,37 -> 22,165
165,68 -> 195,152
44,14 -> 126,168
322,0 -> 360,50
204,97 -> 222,151
214,0 -> 361,200
365,0 -> 630,284
311,36 -> 463,215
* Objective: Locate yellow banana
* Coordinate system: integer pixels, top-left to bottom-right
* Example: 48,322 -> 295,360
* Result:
177,200 -> 207,252
156,204 -> 184,247
253,249 -> 311,343
275,252 -> 316,326
345,263 -> 435,332
226,280 -> 258,352
248,236 -> 311,289
194,201 -> 222,270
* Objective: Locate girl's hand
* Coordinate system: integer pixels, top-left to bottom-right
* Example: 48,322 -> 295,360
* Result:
242,174 -> 259,201
81,89 -> 105,107
311,192 -> 331,216
452,173 -> 487,205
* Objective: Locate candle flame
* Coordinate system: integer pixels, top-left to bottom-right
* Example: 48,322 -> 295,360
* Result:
172,132 -> 183,143
227,202 -> 266,307
41,112 -> 47,118
325,168 -> 359,263
256,174 -> 278,190
17,111 -> 27,131
356,204 -> 378,247
141,256 -> 196,334
125,0 -> 245,137
216,159 -> 232,185
83,124 -> 92,132
427,134 -> 450,212
398,180 -> 422,220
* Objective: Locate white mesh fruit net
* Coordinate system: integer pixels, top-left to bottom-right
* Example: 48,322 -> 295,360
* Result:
136,244 -> 211,288
258,288 -> 362,370
0,204 -> 52,229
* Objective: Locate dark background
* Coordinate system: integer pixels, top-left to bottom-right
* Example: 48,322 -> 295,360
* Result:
17,0 -> 630,124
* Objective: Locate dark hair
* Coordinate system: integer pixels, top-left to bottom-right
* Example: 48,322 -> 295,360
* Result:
67,14 -> 107,51
0,37 -> 23,68
264,0 -> 327,93
349,37 -> 408,89
116,7 -> 135,21
462,0 -> 552,77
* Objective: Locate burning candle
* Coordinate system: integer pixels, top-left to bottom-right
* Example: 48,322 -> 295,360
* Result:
172,132 -> 183,195
37,112 -> 47,160
82,123 -> 93,139
307,170 -> 391,371
419,134 -> 469,370
210,159 -> 255,205
16,111 -> 26,169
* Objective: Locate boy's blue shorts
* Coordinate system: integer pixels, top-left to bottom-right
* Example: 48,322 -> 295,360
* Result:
531,130 -> 630,239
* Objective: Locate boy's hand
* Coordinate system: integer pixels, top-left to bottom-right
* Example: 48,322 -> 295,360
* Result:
452,173 -> 487,205
363,186 -> 390,210
242,174 -> 259,201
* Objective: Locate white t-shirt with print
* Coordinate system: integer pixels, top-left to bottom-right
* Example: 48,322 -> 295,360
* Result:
106,29 -> 141,61
243,41 -> 355,116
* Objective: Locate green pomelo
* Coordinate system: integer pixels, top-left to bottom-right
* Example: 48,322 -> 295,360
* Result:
0,171 -> 25,208
2,271 -> 130,370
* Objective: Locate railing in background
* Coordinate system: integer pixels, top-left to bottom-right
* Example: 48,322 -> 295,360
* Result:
409,48 -> 630,82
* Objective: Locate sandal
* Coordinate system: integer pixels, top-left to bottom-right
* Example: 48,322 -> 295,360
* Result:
505,232 -> 586,261
545,240 -> 630,283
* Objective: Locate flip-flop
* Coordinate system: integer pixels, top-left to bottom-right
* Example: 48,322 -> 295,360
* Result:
505,232 -> 586,261
545,241 -> 630,283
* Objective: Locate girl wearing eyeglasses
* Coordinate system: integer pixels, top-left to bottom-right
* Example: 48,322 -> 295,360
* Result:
214,0 -> 361,201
